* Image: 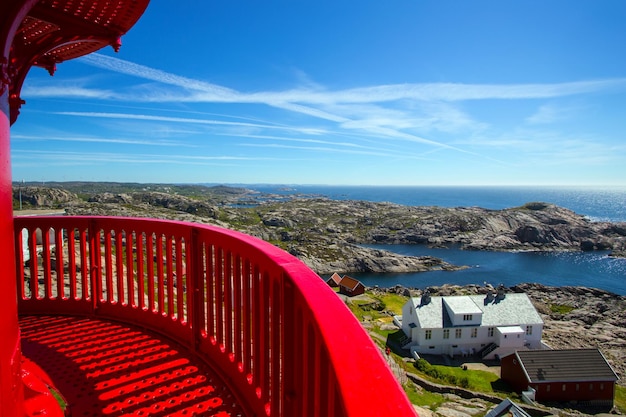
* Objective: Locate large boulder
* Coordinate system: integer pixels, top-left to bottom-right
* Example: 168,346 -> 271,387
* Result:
14,186 -> 77,208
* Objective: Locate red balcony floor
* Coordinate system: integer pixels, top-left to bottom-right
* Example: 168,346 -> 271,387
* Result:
19,315 -> 247,417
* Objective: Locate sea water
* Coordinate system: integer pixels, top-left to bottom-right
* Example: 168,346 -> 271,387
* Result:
245,185 -> 626,222
359,244 -> 626,295
240,185 -> 626,294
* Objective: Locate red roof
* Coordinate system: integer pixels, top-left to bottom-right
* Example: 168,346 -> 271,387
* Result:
339,275 -> 363,291
513,349 -> 618,383
326,272 -> 342,286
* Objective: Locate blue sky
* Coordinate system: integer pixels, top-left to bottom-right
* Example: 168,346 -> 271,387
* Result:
10,1 -> 626,186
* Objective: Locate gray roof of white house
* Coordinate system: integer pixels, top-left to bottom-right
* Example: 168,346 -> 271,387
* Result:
444,296 -> 483,315
410,293 -> 543,329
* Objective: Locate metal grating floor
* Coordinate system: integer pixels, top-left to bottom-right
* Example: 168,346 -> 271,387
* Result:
19,315 -> 247,417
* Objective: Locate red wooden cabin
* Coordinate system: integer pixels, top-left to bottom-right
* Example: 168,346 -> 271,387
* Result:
501,349 -> 618,407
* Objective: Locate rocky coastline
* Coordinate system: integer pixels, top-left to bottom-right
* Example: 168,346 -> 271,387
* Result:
13,182 -> 626,275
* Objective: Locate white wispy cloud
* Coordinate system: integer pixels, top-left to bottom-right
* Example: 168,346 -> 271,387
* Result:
315,79 -> 626,103
76,54 -> 474,152
12,149 -> 282,167
51,53 -> 622,167
239,142 -> 429,159
80,53 -> 626,104
12,134 -> 188,147
79,54 -> 239,100
22,85 -> 118,99
227,133 -> 370,148
233,133 -> 430,159
525,103 -> 581,125
459,128 -> 626,167
53,111 -> 328,135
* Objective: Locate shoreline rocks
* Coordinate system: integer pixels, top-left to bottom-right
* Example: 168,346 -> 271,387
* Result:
13,183 -> 626,276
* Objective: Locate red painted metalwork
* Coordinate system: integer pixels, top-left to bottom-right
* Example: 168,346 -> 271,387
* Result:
5,0 -> 150,123
1,1 -> 35,413
3,1 -> 150,414
15,216 -> 418,416
0,110 -> 25,417
20,315 -> 245,416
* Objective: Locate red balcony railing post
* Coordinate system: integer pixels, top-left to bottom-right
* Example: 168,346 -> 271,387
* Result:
89,220 -> 101,313
189,228 -> 202,352
281,280 -> 296,415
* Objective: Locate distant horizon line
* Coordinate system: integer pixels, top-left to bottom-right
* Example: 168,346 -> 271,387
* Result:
11,180 -> 626,188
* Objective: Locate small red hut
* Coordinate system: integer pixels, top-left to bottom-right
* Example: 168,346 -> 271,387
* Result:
338,275 -> 365,297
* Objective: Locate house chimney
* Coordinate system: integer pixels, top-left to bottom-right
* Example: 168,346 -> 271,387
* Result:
496,284 -> 506,300
421,289 -> 431,306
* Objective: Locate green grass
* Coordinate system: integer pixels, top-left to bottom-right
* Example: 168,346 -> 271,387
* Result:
346,300 -> 370,321
615,385 -> 626,414
377,293 -> 408,314
549,304 -> 575,314
403,383 -> 446,409
413,359 -> 511,395
345,292 -> 408,323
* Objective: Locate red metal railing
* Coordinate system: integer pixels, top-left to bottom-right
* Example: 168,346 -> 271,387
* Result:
14,216 -> 416,417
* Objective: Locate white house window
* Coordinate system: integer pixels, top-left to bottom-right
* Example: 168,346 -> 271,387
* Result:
463,314 -> 473,321
471,328 -> 477,338
455,328 -> 462,339
526,325 -> 533,335
443,329 -> 450,339
425,330 -> 432,340
488,327 -> 494,337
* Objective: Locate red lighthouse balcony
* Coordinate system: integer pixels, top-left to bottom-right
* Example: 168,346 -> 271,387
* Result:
3,1 -> 417,414
14,215 -> 416,416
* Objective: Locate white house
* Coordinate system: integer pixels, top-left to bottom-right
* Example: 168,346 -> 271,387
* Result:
400,288 -> 543,360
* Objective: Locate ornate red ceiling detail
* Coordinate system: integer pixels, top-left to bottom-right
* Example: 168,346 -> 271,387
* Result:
6,0 -> 150,123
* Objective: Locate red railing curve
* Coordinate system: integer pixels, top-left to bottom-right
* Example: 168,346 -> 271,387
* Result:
14,215 -> 417,417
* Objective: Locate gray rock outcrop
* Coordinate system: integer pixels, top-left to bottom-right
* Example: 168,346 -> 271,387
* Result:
14,186 -> 77,208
